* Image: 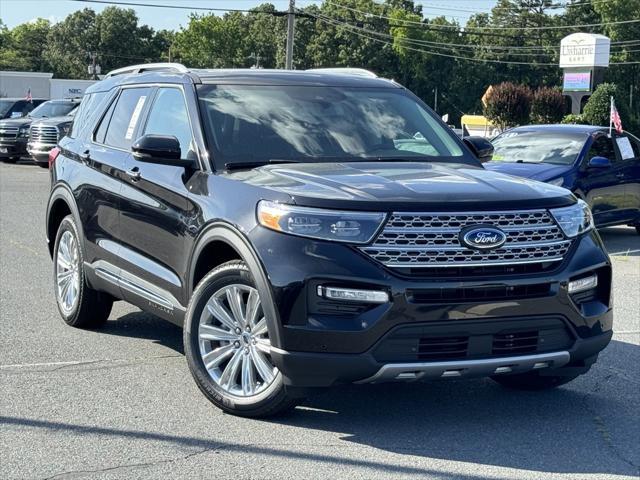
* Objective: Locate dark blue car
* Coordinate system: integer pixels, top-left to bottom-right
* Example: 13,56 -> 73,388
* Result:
486,125 -> 640,234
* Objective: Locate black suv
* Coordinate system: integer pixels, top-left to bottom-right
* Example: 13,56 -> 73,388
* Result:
46,64 -> 613,417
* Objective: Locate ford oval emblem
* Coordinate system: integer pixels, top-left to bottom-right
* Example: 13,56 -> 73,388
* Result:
460,226 -> 507,250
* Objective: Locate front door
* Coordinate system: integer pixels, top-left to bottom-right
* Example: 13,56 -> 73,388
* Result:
580,134 -> 629,227
118,86 -> 201,321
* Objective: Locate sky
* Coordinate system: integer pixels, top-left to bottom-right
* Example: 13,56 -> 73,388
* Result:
0,0 -> 499,31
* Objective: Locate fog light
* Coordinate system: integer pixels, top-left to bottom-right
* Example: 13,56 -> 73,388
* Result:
317,286 -> 389,304
568,274 -> 598,294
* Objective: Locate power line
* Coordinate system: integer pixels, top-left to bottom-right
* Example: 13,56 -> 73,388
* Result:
310,12 -> 640,66
69,0 -> 290,15
310,12 -> 635,60
325,1 -> 640,32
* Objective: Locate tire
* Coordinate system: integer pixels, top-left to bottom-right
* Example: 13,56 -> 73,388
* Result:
491,371 -> 580,390
36,161 -> 49,169
184,260 -> 299,418
53,215 -> 112,328
1,157 -> 18,163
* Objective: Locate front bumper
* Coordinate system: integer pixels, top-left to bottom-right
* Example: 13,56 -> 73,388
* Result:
250,227 -> 613,387
0,139 -> 27,158
27,141 -> 55,162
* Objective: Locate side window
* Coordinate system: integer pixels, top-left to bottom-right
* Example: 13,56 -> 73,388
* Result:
588,136 -> 616,162
143,88 -> 193,159
70,93 -> 105,139
628,136 -> 640,159
101,87 -> 151,150
94,98 -> 117,145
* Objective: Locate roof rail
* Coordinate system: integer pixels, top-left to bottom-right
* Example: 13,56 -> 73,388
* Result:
306,68 -> 378,78
104,63 -> 189,78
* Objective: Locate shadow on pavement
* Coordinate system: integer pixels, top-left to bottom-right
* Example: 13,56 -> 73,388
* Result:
101,311 -> 184,354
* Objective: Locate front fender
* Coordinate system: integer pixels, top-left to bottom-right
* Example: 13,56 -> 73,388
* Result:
187,222 -> 284,349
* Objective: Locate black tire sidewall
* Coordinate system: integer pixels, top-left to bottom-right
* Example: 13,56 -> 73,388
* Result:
184,261 -> 289,416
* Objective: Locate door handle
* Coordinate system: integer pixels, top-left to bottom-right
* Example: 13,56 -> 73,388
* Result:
126,167 -> 141,181
80,150 -> 90,165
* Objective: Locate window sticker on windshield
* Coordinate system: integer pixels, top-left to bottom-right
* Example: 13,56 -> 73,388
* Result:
616,137 -> 635,160
125,96 -> 146,140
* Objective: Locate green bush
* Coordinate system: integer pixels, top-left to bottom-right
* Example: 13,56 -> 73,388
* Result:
583,83 -> 629,128
483,82 -> 532,131
531,87 -> 566,124
561,113 -> 588,125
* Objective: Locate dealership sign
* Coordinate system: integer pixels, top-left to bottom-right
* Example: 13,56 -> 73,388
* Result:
560,33 -> 610,68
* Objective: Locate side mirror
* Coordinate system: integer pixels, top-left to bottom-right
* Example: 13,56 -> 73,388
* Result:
463,136 -> 494,162
587,156 -> 611,168
131,134 -> 191,167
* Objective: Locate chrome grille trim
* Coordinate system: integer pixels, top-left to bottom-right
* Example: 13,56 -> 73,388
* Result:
29,125 -> 58,144
361,210 -> 571,268
0,126 -> 19,139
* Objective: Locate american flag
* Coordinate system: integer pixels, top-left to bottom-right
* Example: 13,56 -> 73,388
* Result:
25,88 -> 32,103
610,97 -> 623,135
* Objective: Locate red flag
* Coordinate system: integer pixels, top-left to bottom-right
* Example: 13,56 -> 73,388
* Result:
610,97 -> 623,134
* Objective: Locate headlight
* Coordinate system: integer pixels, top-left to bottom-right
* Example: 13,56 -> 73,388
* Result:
257,200 -> 385,244
60,124 -> 71,136
547,177 -> 564,187
550,199 -> 594,238
19,126 -> 29,137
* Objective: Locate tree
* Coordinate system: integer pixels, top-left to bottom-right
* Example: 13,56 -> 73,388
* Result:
483,82 -> 532,130
0,19 -> 51,72
531,87 -> 565,124
582,83 -> 629,127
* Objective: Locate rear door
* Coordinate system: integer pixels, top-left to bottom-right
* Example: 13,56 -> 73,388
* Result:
81,86 -> 152,291
117,85 -> 201,320
580,134 -> 629,226
614,133 -> 640,223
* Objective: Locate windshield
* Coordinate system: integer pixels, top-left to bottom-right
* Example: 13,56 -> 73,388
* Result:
491,131 -> 587,165
0,100 -> 16,117
30,101 -> 77,118
197,85 -> 466,168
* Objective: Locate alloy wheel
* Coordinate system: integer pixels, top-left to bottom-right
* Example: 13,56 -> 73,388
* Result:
198,284 -> 278,397
56,230 -> 80,315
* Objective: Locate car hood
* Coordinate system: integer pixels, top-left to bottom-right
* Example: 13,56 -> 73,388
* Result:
0,117 -> 33,128
226,161 -> 574,210
31,115 -> 74,127
484,161 -> 572,181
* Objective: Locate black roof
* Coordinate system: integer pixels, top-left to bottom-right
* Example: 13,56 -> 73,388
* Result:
505,124 -> 609,134
86,68 -> 400,94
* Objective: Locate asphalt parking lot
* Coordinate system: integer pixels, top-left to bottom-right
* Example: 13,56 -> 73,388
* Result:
1,161 -> 638,480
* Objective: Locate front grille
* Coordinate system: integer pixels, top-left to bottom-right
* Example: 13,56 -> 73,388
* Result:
361,210 -> 571,270
418,336 -> 469,360
492,331 -> 539,355
0,126 -> 19,139
372,317 -> 575,363
29,125 -> 58,144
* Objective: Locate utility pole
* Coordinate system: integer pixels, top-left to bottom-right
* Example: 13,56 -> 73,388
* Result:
87,52 -> 101,80
285,0 -> 295,70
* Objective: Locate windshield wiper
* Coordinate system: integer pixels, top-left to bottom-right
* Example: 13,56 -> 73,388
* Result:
224,159 -> 302,171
